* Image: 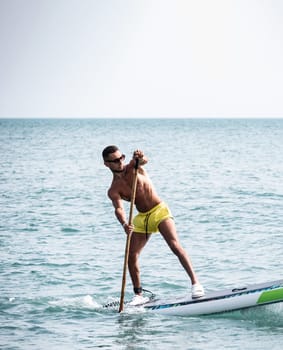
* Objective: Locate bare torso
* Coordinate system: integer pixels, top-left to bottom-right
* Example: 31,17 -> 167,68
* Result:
108,163 -> 161,212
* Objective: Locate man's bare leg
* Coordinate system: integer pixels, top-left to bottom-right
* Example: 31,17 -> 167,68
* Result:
128,232 -> 151,294
158,218 -> 199,285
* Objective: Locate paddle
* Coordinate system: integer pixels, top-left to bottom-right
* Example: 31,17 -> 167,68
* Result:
118,157 -> 139,313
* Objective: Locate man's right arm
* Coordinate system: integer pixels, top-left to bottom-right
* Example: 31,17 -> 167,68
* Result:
108,190 -> 127,225
108,190 -> 133,234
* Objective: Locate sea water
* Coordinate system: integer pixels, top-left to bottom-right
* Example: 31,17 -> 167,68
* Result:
0,118 -> 283,349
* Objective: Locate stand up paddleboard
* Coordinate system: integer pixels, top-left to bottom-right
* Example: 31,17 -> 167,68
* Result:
103,279 -> 283,316
104,279 -> 283,316
139,279 -> 283,316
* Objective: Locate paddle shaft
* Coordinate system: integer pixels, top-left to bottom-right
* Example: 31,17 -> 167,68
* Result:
118,158 -> 139,313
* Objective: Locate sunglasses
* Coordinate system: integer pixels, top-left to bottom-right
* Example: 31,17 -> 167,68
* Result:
106,154 -> 126,163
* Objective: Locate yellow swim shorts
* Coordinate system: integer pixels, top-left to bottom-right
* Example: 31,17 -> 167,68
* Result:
133,202 -> 173,234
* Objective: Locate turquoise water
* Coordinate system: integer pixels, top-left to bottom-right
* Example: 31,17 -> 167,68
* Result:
0,118 -> 283,349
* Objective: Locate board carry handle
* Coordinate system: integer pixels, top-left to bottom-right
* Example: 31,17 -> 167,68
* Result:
232,287 -> 247,292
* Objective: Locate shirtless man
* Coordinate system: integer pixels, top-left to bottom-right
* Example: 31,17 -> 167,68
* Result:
102,145 -> 204,305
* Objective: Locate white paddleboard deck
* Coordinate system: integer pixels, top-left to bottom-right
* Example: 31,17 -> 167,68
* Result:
142,279 -> 283,316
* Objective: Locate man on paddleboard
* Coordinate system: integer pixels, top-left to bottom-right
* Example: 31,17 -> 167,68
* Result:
102,145 -> 204,305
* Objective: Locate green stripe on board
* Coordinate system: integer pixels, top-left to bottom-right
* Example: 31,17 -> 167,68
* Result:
257,288 -> 283,304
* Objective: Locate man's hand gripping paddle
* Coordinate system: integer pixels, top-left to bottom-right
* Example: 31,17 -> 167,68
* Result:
118,157 -> 139,313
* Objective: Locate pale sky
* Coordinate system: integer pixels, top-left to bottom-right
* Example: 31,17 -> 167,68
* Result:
1,0 -> 283,118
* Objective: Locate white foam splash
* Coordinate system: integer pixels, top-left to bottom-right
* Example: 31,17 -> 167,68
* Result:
48,295 -> 148,314
82,295 -> 101,308
124,305 -> 147,314
48,295 -> 101,310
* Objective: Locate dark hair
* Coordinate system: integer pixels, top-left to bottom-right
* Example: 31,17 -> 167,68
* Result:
102,145 -> 119,160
